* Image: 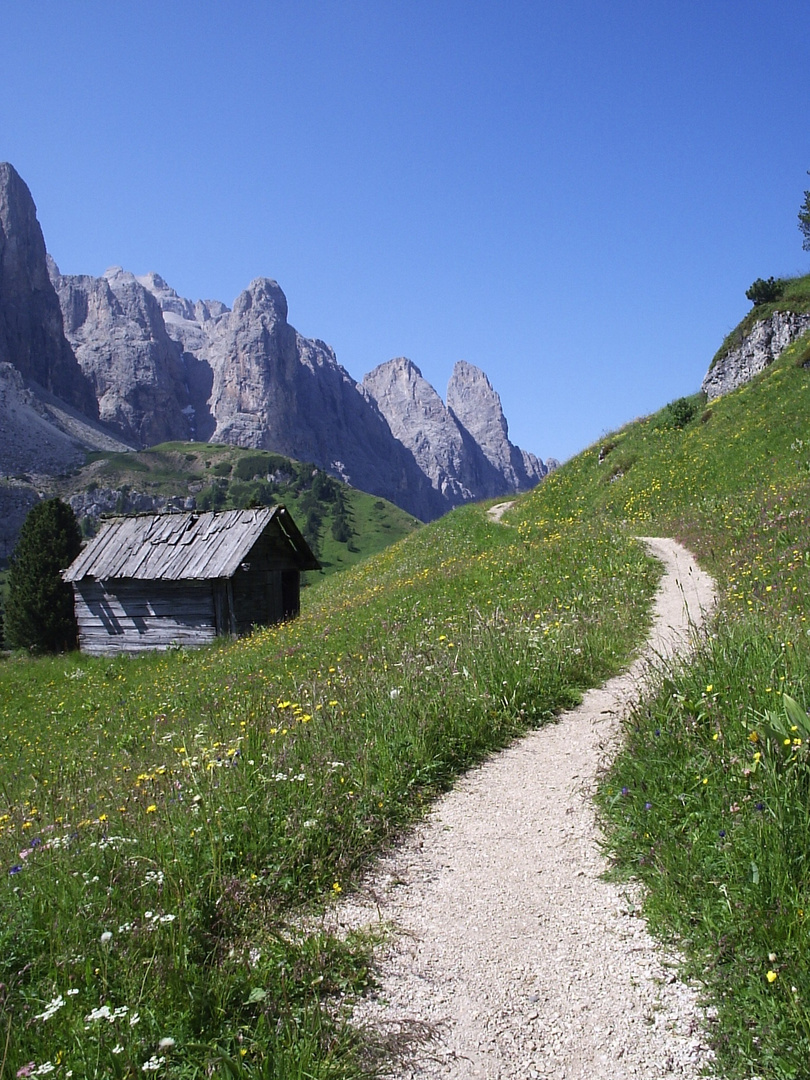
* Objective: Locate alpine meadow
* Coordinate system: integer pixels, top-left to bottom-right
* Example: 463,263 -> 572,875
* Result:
4,278 -> 810,1077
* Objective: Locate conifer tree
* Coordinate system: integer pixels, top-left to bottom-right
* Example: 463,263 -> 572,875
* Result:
4,499 -> 82,652
799,172 -> 810,251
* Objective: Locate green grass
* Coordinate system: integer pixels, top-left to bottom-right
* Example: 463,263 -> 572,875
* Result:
522,328 -> 810,1078
6,301 -> 810,1076
49,443 -> 421,577
0,503 -> 658,1077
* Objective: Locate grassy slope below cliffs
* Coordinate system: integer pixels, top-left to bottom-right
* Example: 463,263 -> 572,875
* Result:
4,298 -> 810,1076
519,317 -> 810,1079
51,441 -> 421,576
0,487 -> 661,1075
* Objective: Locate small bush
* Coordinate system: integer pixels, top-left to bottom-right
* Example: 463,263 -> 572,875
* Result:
746,277 -> 784,306
659,397 -> 699,431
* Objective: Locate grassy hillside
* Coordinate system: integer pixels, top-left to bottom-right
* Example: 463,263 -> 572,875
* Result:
520,315 -> 810,1079
51,442 -> 421,575
3,291 -> 810,1076
0,496 -> 660,1075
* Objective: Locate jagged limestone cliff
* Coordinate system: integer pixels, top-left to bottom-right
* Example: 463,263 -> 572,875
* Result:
0,161 -> 551,525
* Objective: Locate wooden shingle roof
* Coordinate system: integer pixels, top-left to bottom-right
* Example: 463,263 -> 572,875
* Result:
64,506 -> 319,582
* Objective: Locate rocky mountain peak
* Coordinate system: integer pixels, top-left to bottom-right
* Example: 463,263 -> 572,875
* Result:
1,162 -> 552,528
447,359 -> 509,443
447,359 -> 546,490
234,278 -> 288,321
0,162 -> 96,415
362,358 -> 517,505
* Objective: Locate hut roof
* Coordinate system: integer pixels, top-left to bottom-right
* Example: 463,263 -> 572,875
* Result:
64,506 -> 320,583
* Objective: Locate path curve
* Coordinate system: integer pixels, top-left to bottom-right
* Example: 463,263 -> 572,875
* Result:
338,537 -> 716,1079
486,500 -> 516,523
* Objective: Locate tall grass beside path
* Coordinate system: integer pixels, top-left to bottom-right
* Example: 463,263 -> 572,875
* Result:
521,339 -> 810,1078
0,504 -> 659,1078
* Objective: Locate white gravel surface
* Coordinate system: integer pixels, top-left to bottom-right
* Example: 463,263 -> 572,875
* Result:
330,536 -> 718,1078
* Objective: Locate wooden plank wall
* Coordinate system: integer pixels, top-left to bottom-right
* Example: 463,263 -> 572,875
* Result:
74,580 -> 217,656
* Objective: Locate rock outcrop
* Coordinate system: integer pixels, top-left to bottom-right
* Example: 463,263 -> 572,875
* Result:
0,163 -> 96,415
1,161 -> 552,524
362,358 -> 507,505
702,312 -> 810,400
447,361 -> 548,490
51,265 -> 195,445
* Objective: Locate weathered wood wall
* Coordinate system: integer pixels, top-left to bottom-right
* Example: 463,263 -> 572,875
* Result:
74,580 -> 217,656
71,517 -> 309,654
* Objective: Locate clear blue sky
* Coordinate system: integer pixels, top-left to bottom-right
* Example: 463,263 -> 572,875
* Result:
3,1 -> 809,462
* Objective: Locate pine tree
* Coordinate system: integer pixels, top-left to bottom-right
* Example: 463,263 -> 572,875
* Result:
4,499 -> 82,653
799,172 -> 810,251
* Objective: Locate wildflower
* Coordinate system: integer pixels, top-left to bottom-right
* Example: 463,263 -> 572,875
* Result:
85,1005 -> 114,1022
332,882 -> 342,894
141,1057 -> 166,1072
158,1037 -> 176,1050
146,805 -> 157,814
9,865 -> 22,875
112,1046 -> 124,1055
100,931 -> 113,946
767,970 -> 778,983
34,995 -> 65,1022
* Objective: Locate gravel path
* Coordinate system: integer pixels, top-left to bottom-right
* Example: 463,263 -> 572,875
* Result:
336,536 -> 717,1079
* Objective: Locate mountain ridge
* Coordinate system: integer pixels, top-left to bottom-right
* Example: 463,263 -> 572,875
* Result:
0,161 -> 552,527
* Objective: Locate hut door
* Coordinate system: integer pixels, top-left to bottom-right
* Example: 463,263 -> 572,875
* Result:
281,571 -> 299,619
213,580 -> 235,636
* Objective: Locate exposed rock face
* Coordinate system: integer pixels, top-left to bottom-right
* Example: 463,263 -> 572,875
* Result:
447,361 -> 548,490
0,163 -> 96,414
0,362 -> 85,475
68,486 -> 195,524
51,265 -> 195,445
199,280 -> 445,521
702,312 -> 810,400
1,161 -> 552,524
362,358 -> 506,505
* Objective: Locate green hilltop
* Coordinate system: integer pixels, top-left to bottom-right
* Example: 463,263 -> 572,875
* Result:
51,441 -> 422,575
2,278 -> 810,1076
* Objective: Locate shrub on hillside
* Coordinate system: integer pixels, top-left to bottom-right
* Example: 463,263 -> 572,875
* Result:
3,498 -> 82,653
659,396 -> 700,430
746,276 -> 784,306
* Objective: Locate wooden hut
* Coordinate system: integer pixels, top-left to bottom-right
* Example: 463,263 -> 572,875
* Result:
63,506 -> 320,656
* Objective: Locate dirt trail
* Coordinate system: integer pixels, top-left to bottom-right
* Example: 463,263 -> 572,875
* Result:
338,537 -> 716,1079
